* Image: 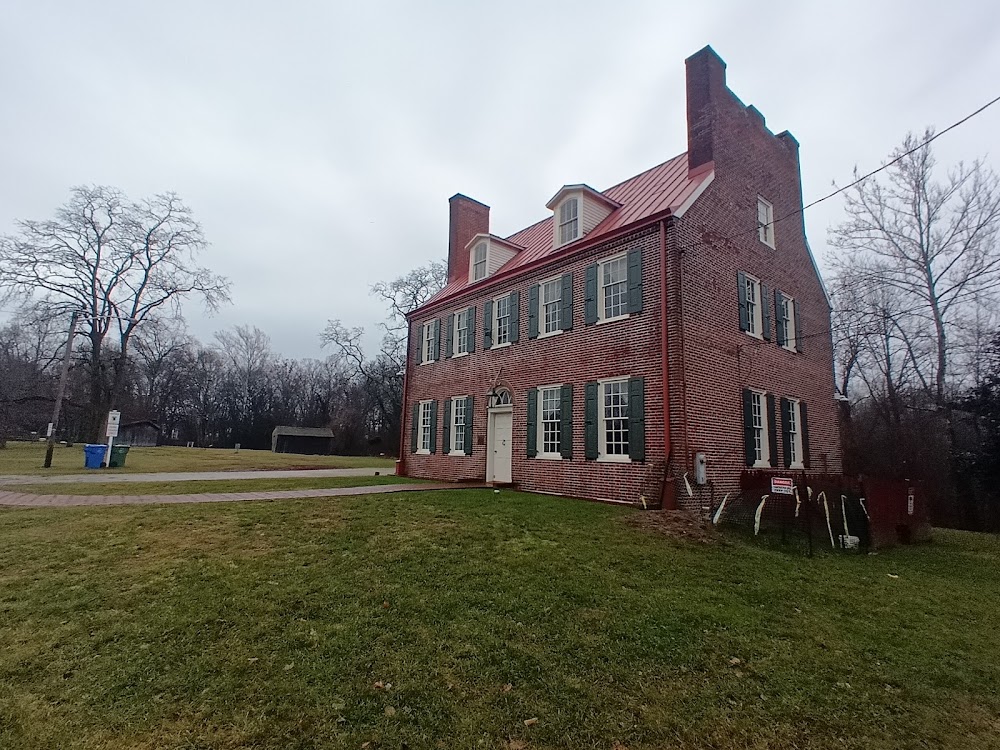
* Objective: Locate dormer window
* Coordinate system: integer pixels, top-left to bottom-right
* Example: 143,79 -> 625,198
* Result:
472,242 -> 488,280
558,198 -> 579,245
546,184 -> 620,249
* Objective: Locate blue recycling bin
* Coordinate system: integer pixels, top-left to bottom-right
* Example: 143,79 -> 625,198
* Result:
83,444 -> 106,469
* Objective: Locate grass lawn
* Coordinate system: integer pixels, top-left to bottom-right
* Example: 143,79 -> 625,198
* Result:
0,441 -> 397,476
2,490 -> 999,749
9,475 -> 423,496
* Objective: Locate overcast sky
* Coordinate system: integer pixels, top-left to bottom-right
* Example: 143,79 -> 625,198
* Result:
2,0 -> 999,359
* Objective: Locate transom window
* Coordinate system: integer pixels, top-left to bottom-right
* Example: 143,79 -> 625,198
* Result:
541,278 -> 561,334
601,379 -> 629,457
539,387 -> 561,455
493,294 -> 511,346
490,388 -> 512,408
472,242 -> 488,281
750,390 -> 770,467
600,255 -> 628,321
451,397 -> 467,454
419,401 -> 433,453
757,197 -> 775,248
454,309 -> 469,356
421,322 -> 435,363
558,198 -> 579,245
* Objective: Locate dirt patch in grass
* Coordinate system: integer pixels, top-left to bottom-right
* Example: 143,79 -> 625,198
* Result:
625,509 -> 718,544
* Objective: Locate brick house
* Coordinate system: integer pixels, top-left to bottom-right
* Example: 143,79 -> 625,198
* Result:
399,45 -> 841,511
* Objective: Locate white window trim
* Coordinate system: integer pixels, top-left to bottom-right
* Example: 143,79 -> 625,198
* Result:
539,275 -> 563,336
597,252 -> 630,324
470,241 -> 489,282
781,295 -> 797,352
757,196 -> 775,249
449,395 -> 468,456
597,376 -> 632,463
420,322 -> 436,364
555,196 -> 580,247
417,400 -> 433,455
453,310 -> 470,357
744,273 -> 764,341
788,397 -> 804,469
537,328 -> 563,340
492,293 -> 512,349
749,388 -> 770,468
536,385 -> 563,459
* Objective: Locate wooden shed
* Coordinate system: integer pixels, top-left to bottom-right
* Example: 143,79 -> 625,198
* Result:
271,426 -> 335,455
118,420 -> 161,447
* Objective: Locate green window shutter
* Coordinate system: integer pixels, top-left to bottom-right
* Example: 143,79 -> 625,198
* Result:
627,248 -> 643,314
766,393 -> 778,467
584,381 -> 599,459
774,290 -> 786,346
444,315 -> 454,359
794,300 -> 803,353
528,284 -> 540,339
737,272 -> 749,332
760,283 -> 772,341
526,388 -> 538,457
411,403 -> 420,454
429,400 -> 438,454
742,389 -> 755,466
483,300 -> 493,349
560,384 -> 573,459
561,273 -> 574,330
442,398 -> 452,454
780,397 -> 792,468
584,264 -> 599,324
800,401 -> 810,468
466,306 -> 477,353
509,291 -> 520,343
416,323 -> 425,361
433,319 -> 441,360
628,377 -> 645,462
464,396 -> 474,455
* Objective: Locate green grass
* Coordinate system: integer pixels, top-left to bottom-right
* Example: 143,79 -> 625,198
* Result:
1,490 -> 999,749
10,475 -> 422,496
0,441 -> 397,476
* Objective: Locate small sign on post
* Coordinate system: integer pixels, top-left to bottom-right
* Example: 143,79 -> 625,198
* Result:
770,477 -> 795,495
104,410 -> 121,467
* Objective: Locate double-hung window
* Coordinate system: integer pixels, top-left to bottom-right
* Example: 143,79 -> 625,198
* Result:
757,196 -> 775,248
538,387 -> 561,456
786,398 -> 801,467
780,397 -> 808,469
600,379 -> 630,458
558,198 -> 579,245
454,309 -> 469,356
600,254 -> 628,321
450,397 -> 467,454
738,272 -> 768,340
775,291 -> 798,351
420,321 -> 436,363
493,294 -> 511,346
472,242 -> 488,281
745,275 -> 760,336
541,278 -> 561,334
743,388 -> 773,468
418,401 -> 433,453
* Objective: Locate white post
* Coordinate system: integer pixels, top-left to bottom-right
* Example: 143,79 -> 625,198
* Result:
104,410 -> 121,467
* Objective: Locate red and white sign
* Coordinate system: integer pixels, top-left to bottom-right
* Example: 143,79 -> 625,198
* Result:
770,477 -> 795,495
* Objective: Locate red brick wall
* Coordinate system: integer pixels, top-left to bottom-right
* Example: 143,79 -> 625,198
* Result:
666,71 -> 842,512
404,227 -> 667,504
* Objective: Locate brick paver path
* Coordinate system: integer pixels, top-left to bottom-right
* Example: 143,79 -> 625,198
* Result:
0,483 -> 484,508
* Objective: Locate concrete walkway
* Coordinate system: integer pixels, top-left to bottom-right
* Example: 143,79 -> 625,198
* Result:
0,468 -> 386,486
0,482 -> 484,508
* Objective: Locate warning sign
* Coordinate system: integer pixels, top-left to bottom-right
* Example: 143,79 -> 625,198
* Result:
770,477 -> 795,495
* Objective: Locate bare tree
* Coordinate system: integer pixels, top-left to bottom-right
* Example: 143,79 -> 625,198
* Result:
0,185 -> 230,438
830,130 -> 1000,406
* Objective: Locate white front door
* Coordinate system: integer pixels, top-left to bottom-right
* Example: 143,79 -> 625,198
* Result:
488,409 -> 513,484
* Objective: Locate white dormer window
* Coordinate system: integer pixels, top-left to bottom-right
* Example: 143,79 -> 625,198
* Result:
558,198 -> 579,245
472,242 -> 487,280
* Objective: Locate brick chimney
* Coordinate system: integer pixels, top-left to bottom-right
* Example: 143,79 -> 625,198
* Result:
447,194 -> 490,284
685,45 -> 727,174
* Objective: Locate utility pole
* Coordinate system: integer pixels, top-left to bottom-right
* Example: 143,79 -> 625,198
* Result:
43,311 -> 79,469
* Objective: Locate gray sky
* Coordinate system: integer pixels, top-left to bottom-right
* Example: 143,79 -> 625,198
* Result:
2,0 -> 999,359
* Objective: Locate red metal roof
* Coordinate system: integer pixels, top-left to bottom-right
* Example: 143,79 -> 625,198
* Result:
423,152 -> 708,310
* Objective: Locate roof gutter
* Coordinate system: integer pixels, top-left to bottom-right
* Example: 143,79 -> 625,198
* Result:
409,206 -> 679,319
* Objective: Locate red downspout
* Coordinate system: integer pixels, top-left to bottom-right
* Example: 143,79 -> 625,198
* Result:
659,219 -> 675,509
396,326 -> 411,476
